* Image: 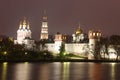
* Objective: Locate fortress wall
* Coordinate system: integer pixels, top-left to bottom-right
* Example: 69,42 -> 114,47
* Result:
65,43 -> 88,55
46,44 -> 55,52
46,43 -> 88,56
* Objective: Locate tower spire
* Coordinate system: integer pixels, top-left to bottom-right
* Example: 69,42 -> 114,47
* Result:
75,22 -> 83,34
19,21 -> 22,29
44,10 -> 46,15
23,17 -> 27,29
27,21 -> 30,29
43,10 -> 47,20
23,17 -> 27,25
78,22 -> 81,29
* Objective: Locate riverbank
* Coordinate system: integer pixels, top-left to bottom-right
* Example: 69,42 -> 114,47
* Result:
0,59 -> 120,63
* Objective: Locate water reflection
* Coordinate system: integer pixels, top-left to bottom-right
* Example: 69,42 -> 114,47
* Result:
38,63 -> 49,80
62,62 -> 70,80
111,63 -> 115,80
1,62 -> 8,80
89,63 -> 103,80
0,62 -> 120,80
69,62 -> 90,80
51,62 -> 61,80
13,62 -> 31,80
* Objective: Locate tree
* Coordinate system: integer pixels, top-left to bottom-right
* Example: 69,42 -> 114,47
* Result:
59,42 -> 66,58
113,45 -> 120,60
0,37 -> 14,53
109,35 -> 120,45
39,39 -> 47,51
94,41 -> 101,60
100,37 -> 109,59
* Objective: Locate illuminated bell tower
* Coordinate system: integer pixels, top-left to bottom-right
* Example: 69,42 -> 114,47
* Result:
40,11 -> 48,40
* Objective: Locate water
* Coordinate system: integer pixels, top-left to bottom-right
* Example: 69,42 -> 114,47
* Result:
0,62 -> 120,80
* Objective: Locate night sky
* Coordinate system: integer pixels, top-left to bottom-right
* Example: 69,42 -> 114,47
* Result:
0,0 -> 120,40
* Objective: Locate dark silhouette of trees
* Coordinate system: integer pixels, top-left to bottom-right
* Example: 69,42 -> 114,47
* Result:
100,37 -> 109,59
113,45 -> 120,60
59,42 -> 66,58
109,35 -> 120,45
94,40 -> 101,60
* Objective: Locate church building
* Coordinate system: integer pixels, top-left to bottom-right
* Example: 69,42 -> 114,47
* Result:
72,23 -> 85,43
14,17 -> 35,50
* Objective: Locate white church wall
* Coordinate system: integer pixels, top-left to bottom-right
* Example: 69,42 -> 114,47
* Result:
46,43 -> 56,52
65,43 -> 88,56
46,43 -> 89,56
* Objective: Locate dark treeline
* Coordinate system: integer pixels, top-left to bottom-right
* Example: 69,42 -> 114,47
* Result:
101,35 -> 120,45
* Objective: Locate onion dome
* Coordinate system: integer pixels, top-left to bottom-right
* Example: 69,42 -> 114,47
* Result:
75,23 -> 83,34
23,17 -> 27,25
19,21 -> 22,29
27,21 -> 30,29
23,17 -> 27,29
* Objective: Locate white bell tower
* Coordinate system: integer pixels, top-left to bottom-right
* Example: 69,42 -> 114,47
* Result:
40,11 -> 48,40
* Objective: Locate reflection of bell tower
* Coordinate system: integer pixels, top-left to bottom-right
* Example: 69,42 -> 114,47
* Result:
40,11 -> 48,40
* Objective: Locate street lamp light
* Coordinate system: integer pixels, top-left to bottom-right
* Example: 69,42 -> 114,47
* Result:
25,52 -> 28,55
3,51 -> 7,55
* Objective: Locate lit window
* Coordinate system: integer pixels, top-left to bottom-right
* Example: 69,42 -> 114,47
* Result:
97,33 -> 99,36
93,33 -> 96,36
90,33 -> 92,36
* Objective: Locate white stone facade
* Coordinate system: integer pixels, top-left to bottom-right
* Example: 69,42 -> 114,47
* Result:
46,30 -> 102,59
46,43 -> 89,57
14,17 -> 35,50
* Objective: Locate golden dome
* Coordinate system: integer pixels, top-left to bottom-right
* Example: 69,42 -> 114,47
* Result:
75,27 -> 83,34
19,21 -> 22,29
23,17 -> 27,25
